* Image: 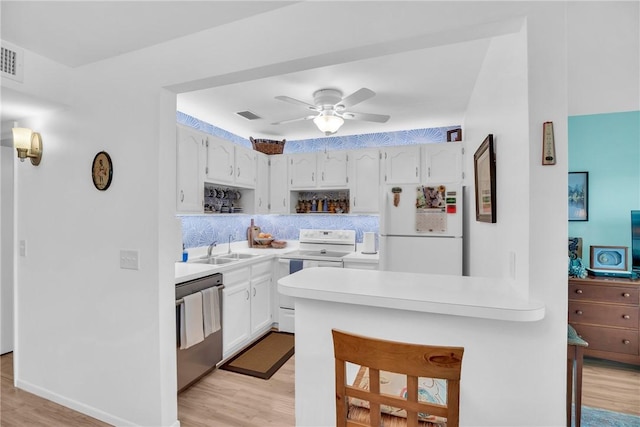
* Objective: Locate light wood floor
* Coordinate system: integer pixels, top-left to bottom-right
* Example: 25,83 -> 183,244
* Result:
1,353 -> 638,426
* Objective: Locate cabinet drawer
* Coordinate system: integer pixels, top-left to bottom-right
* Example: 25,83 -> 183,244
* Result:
572,324 -> 639,355
569,283 -> 639,304
224,267 -> 250,287
569,301 -> 639,328
252,261 -> 272,278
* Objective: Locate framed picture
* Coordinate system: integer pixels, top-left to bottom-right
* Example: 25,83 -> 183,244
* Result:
590,245 -> 628,271
447,128 -> 462,142
568,172 -> 588,221
473,134 -> 496,223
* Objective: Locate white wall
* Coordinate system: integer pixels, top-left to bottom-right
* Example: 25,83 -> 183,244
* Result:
1,145 -> 14,354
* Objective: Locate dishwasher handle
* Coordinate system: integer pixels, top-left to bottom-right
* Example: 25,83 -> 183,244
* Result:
175,284 -> 224,306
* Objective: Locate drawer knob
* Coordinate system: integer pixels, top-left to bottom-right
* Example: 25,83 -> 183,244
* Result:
623,314 -> 630,319
575,289 -> 583,294
623,339 -> 630,345
622,292 -> 630,298
575,310 -> 583,315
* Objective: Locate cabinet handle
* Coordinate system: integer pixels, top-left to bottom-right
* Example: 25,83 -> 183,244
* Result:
312,172 -> 315,182
353,197 -> 356,207
282,198 -> 286,206
623,314 -> 630,319
428,167 -> 431,177
415,167 -> 418,177
322,172 -> 325,181
180,190 -> 184,202
237,167 -> 241,177
229,165 -> 233,176
258,198 -> 262,207
575,289 -> 583,294
253,288 -> 256,297
245,290 -> 250,300
623,339 -> 631,345
575,310 -> 583,315
623,292 -> 630,298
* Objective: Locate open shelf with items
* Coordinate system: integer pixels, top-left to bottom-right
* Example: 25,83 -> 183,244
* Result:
292,190 -> 350,214
203,183 -> 253,214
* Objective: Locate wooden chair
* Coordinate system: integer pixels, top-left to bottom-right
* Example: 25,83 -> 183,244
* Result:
567,324 -> 589,427
332,329 -> 464,427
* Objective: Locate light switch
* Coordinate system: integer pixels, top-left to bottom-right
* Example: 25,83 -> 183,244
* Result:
120,250 -> 139,270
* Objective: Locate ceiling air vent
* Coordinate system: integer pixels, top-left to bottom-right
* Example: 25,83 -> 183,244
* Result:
236,110 -> 262,120
1,42 -> 23,82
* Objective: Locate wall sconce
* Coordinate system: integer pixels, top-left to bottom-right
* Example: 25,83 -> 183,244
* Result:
12,126 -> 42,166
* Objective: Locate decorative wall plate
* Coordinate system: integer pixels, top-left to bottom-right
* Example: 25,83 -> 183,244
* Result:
92,151 -> 113,191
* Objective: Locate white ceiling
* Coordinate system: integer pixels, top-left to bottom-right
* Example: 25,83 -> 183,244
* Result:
0,1 -> 498,141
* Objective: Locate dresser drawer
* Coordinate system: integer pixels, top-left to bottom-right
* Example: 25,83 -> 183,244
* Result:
572,324 -> 639,355
569,283 -> 639,304
568,301 -> 639,328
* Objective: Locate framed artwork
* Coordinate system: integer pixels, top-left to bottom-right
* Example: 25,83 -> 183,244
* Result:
568,172 -> 588,221
473,134 -> 496,223
590,245 -> 628,271
92,151 -> 113,191
447,128 -> 462,142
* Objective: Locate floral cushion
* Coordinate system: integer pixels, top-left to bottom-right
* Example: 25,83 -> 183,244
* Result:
349,366 -> 448,425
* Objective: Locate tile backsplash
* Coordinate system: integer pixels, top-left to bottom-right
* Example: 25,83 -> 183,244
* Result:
177,111 -> 459,248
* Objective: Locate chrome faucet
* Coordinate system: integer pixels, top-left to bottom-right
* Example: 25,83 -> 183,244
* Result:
207,241 -> 217,257
228,235 -> 233,254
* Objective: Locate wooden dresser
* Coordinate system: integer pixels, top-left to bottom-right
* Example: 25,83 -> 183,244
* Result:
568,276 -> 640,365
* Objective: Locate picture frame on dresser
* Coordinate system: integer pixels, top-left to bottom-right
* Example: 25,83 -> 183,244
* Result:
590,245 -> 628,271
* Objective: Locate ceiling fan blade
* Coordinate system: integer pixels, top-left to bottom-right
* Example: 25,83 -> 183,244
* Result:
275,95 -> 319,111
339,88 -> 376,108
343,111 -> 390,123
271,115 -> 317,125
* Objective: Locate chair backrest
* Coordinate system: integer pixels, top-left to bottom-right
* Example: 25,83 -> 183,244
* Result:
332,329 -> 464,427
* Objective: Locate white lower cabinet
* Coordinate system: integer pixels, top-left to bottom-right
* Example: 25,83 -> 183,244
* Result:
222,261 -> 273,359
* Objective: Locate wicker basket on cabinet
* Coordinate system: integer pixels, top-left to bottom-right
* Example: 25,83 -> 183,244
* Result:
250,137 -> 286,155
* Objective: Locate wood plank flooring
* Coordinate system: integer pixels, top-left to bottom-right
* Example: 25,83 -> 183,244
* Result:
1,353 -> 638,426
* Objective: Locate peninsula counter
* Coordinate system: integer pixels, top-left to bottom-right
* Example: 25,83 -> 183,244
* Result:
278,267 -> 555,426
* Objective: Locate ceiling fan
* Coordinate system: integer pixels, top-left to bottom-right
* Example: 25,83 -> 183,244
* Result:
271,88 -> 390,135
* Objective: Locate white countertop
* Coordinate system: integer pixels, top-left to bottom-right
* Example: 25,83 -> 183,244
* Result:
278,267 -> 545,322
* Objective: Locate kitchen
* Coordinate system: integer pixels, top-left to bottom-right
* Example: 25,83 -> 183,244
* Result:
1,2 -> 638,427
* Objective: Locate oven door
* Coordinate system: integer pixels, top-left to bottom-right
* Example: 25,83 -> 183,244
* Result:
276,258 -> 343,333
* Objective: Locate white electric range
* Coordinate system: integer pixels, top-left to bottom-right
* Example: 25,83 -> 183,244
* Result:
277,229 -> 356,333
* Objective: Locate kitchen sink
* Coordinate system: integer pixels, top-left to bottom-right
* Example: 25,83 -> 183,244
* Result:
218,253 -> 258,260
191,257 -> 237,265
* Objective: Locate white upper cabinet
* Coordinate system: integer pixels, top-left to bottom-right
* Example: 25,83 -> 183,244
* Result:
176,125 -> 204,213
269,155 -> 289,214
349,148 -> 380,213
289,153 -> 317,189
422,143 -> 464,184
205,136 -> 235,184
289,151 -> 349,189
382,145 -> 421,184
318,151 -> 348,188
205,136 -> 256,188
255,152 -> 269,214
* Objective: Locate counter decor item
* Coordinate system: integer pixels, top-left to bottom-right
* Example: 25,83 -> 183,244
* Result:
92,151 -> 113,191
250,137 -> 286,155
271,240 -> 287,249
589,246 -> 628,271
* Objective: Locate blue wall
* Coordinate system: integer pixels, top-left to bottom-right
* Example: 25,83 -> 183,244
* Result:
568,111 -> 640,267
177,112 -> 461,248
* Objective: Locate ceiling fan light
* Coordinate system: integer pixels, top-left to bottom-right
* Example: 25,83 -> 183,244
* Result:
313,114 -> 344,135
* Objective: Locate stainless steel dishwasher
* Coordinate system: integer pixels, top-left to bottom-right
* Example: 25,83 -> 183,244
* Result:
175,272 -> 223,393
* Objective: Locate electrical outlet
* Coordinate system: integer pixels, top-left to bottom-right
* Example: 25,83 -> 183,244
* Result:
120,250 -> 139,270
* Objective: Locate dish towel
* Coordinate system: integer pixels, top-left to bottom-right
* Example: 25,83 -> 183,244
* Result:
290,259 -> 304,274
179,292 -> 205,350
201,287 -> 221,337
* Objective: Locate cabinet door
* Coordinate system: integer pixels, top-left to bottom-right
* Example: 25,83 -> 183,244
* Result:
250,273 -> 272,335
255,152 -> 270,214
235,145 -> 257,188
289,153 -> 317,189
222,283 -> 251,356
423,143 -> 463,184
319,151 -> 348,188
176,126 -> 204,213
269,155 -> 289,213
205,136 -> 234,184
349,149 -> 380,213
382,145 -> 420,184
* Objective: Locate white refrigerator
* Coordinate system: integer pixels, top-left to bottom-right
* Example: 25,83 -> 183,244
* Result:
379,183 -> 463,275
